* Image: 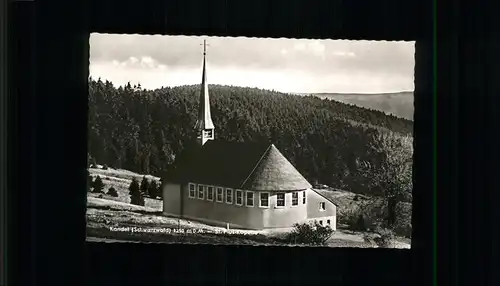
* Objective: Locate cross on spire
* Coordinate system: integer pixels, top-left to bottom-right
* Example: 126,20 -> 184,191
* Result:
200,39 -> 210,55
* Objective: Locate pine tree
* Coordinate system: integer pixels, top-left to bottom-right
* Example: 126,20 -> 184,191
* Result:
87,78 -> 414,197
129,178 -> 144,206
140,176 -> 150,197
148,180 -> 158,199
92,176 -> 105,193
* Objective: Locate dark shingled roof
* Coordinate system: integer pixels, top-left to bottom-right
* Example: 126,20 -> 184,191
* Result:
163,140 -> 312,191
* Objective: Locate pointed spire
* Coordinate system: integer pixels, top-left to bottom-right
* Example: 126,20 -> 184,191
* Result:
194,40 -> 215,145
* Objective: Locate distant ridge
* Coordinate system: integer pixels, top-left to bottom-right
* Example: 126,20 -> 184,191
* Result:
300,91 -> 413,95
290,91 -> 413,96
159,83 -> 413,127
291,91 -> 414,120
173,84 -> 413,121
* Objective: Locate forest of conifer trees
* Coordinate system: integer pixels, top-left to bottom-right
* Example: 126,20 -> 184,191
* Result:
88,78 -> 413,196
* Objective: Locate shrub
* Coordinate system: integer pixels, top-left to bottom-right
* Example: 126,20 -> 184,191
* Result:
285,221 -> 334,245
343,198 -> 385,231
339,196 -> 412,238
102,164 -> 109,170
373,227 -> 395,248
394,223 -> 412,239
393,202 -> 412,238
363,227 -> 395,248
107,187 -> 118,197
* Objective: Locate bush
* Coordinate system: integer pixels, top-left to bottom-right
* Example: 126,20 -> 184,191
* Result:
363,227 -> 395,248
285,221 -> 334,245
102,164 -> 109,170
107,187 -> 118,197
393,202 -> 412,238
394,223 -> 412,239
342,198 -> 386,232
373,227 -> 395,248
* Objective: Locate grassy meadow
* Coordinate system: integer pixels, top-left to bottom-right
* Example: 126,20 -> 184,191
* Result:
86,166 -> 411,248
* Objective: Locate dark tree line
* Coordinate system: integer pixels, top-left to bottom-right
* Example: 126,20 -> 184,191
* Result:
128,176 -> 161,206
88,78 -> 413,196
87,172 -> 161,203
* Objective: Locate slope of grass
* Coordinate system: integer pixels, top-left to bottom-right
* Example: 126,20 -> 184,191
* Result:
314,188 -> 371,222
89,166 -> 163,210
87,196 -> 410,248
86,168 -> 411,248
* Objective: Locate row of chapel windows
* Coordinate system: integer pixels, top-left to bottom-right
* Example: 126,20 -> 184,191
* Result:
187,183 -> 308,208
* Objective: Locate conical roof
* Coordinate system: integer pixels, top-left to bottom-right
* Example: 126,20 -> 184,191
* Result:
240,144 -> 312,191
162,141 -> 312,192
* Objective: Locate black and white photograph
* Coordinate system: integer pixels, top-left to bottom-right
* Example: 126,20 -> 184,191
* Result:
86,34 -> 414,248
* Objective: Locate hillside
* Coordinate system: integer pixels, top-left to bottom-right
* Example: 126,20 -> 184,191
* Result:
86,166 -> 410,248
88,165 -> 162,209
296,92 -> 414,120
88,79 -> 413,196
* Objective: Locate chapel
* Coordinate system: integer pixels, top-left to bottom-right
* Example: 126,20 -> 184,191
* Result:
162,40 -> 336,230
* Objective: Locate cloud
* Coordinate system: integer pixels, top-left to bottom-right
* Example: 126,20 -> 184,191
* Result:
332,51 -> 356,57
291,40 -> 325,59
90,34 -> 413,72
293,43 -> 306,51
307,41 -> 325,57
108,56 -> 163,70
89,34 -> 415,93
129,57 -> 139,65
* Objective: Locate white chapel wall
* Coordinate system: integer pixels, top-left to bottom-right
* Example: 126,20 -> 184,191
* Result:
262,191 -> 308,228
180,182 -> 310,229
162,183 -> 182,217
181,182 -> 265,229
306,189 -> 337,230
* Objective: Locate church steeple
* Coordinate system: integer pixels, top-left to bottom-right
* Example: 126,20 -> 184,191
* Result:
194,40 -> 215,146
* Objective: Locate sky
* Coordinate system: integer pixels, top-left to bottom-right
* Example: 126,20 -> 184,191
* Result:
89,34 -> 415,94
